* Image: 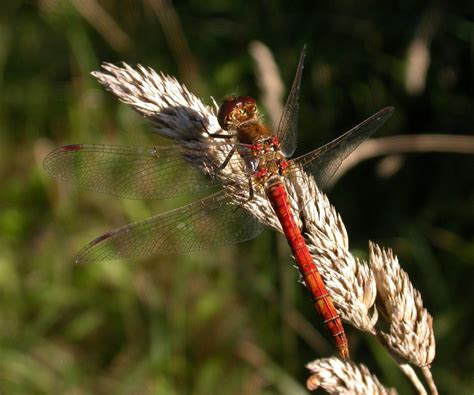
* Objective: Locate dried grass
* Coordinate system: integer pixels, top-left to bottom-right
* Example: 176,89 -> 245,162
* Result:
92,62 -> 437,394
306,358 -> 397,394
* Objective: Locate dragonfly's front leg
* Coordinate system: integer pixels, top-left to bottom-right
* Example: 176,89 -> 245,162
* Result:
207,131 -> 236,140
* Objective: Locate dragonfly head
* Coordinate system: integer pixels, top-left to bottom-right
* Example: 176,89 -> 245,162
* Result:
217,96 -> 258,130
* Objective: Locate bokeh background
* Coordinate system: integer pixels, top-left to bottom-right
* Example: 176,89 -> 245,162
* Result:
1,1 -> 473,394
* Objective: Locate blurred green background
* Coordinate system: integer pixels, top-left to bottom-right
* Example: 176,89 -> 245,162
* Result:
1,1 -> 473,394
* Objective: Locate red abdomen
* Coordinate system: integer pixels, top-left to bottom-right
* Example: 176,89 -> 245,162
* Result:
266,181 -> 349,359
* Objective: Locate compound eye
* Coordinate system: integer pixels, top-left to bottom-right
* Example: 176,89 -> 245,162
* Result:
217,96 -> 239,129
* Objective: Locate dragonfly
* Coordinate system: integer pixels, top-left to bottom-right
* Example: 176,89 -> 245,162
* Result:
44,47 -> 394,359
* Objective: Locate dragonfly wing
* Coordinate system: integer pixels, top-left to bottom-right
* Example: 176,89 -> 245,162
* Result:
277,45 -> 306,158
44,144 -> 218,199
75,191 -> 264,264
293,107 -> 394,189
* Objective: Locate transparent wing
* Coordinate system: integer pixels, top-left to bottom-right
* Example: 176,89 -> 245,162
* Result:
75,191 -> 264,264
277,45 -> 306,157
293,107 -> 395,189
44,143 -> 222,199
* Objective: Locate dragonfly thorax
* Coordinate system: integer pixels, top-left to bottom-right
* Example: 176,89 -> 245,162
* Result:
250,137 -> 290,186
217,96 -> 288,184
236,121 -> 272,145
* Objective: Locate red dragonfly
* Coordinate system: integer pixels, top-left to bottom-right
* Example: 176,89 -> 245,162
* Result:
44,47 -> 393,359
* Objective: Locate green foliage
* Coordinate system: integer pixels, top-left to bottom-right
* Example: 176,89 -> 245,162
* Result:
0,1 -> 472,393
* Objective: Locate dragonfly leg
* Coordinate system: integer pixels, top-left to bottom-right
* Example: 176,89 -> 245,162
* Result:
247,176 -> 254,201
232,177 -> 255,213
214,144 -> 237,171
207,131 -> 237,139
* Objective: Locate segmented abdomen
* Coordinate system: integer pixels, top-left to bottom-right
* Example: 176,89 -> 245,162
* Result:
266,181 -> 349,359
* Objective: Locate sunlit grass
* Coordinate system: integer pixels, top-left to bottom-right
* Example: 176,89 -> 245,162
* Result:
0,1 -> 473,394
